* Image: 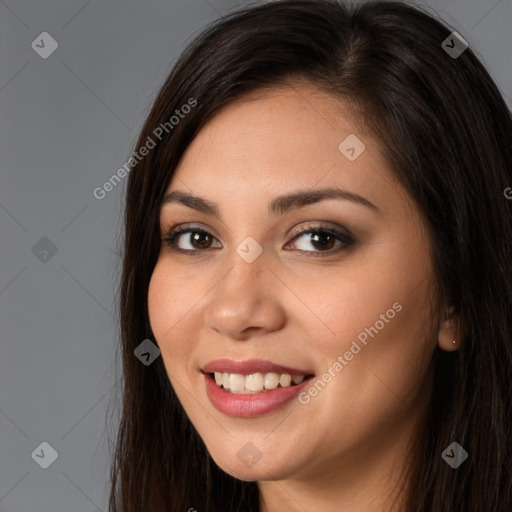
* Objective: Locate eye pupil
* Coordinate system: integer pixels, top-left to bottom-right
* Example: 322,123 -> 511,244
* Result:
191,231 -> 211,249
311,232 -> 335,250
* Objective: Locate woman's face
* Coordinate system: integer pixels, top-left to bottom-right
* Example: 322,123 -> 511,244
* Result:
148,84 -> 438,483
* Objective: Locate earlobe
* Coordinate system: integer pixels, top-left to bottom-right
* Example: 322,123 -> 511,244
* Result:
437,306 -> 460,351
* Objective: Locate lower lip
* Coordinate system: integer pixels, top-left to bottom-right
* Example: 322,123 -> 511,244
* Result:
203,373 -> 313,417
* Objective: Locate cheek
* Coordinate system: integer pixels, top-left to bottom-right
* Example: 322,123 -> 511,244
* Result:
147,261 -> 198,362
306,257 -> 435,406
147,263 -> 170,340
303,268 -> 410,357
318,282 -> 435,428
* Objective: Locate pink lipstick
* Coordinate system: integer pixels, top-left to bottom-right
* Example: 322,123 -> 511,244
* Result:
202,358 -> 315,417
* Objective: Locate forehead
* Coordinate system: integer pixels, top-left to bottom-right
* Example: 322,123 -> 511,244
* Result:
172,84 -> 381,185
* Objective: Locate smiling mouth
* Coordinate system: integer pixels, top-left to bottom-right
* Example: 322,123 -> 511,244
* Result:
206,371 -> 315,394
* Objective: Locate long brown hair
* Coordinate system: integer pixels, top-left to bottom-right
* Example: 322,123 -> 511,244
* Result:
108,1 -> 512,510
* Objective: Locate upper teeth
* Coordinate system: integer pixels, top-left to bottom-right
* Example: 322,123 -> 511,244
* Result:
214,372 -> 306,394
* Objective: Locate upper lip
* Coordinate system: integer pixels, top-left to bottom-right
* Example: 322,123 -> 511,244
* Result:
202,358 -> 314,376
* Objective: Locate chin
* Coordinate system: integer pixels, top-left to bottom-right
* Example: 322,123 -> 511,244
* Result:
217,459 -> 292,482
206,442 -> 304,482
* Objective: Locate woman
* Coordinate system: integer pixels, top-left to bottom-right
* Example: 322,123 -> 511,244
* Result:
108,1 -> 512,510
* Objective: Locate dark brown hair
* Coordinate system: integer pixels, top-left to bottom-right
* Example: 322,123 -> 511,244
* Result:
108,1 -> 512,510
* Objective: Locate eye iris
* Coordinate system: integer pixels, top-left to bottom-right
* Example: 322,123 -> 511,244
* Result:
191,231 -> 211,249
310,232 -> 335,250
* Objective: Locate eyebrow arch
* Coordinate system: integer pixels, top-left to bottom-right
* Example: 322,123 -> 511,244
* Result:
161,186 -> 379,217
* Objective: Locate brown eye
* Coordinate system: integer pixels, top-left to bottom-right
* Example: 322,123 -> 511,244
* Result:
189,231 -> 212,249
287,226 -> 354,255
164,227 -> 221,252
309,232 -> 336,251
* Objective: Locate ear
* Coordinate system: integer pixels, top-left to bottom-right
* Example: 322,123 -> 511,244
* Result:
437,306 -> 460,351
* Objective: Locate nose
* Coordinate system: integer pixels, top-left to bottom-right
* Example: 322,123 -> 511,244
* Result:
203,251 -> 286,341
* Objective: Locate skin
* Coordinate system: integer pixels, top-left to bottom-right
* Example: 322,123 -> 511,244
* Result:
148,83 -> 459,512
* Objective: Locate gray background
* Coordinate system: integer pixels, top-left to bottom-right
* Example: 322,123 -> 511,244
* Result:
0,0 -> 510,510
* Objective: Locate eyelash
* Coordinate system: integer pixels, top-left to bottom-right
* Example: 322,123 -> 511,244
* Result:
162,223 -> 354,257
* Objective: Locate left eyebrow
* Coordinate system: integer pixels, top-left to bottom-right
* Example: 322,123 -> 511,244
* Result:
161,186 -> 380,218
268,186 -> 379,216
